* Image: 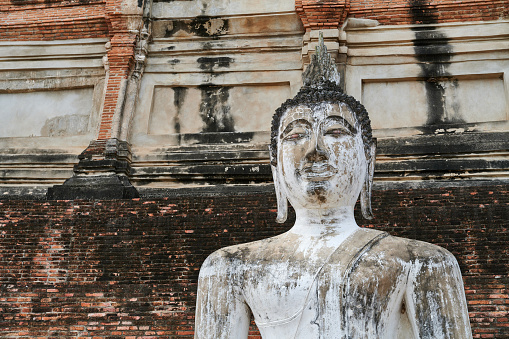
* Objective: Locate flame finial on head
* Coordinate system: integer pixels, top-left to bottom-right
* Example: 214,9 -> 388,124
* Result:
302,32 -> 341,87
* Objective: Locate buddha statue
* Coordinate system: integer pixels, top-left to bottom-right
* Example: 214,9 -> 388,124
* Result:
194,35 -> 472,339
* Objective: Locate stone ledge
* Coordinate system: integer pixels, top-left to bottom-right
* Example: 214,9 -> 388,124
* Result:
46,174 -> 139,200
1,178 -> 508,200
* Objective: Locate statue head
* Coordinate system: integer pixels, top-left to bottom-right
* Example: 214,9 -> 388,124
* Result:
270,34 -> 376,223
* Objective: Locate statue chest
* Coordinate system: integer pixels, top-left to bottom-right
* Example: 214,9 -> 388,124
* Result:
232,230 -> 414,338
241,260 -> 327,327
239,258 -> 410,339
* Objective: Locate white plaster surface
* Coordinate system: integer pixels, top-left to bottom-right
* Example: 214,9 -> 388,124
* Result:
153,0 -> 295,19
0,38 -> 106,149
363,76 -> 507,129
131,10 -> 303,149
0,88 -> 94,138
344,20 -> 509,137
148,84 -> 291,135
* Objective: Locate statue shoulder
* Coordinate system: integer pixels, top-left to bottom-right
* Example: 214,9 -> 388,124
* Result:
200,238 -> 272,277
377,234 -> 459,266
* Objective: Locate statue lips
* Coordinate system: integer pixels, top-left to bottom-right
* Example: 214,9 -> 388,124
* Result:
299,163 -> 336,181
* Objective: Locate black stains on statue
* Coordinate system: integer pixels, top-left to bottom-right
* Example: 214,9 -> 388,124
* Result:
410,0 -> 463,131
199,85 -> 235,133
164,16 -> 229,39
168,59 -> 180,65
197,57 -> 233,73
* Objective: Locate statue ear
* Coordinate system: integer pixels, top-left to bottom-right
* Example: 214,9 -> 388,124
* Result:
360,141 -> 376,220
271,164 -> 288,223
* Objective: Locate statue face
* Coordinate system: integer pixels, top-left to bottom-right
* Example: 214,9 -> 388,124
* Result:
277,102 -> 367,210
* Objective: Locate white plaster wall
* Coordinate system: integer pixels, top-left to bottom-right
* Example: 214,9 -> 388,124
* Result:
0,88 -> 94,138
363,76 -> 507,130
229,84 -> 292,132
153,0 -> 295,19
130,11 -> 304,149
0,38 -> 106,149
148,84 -> 291,135
344,20 -> 509,137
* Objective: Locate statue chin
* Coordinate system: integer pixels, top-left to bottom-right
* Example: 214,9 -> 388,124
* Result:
305,181 -> 330,202
284,173 -> 364,212
291,182 -> 346,208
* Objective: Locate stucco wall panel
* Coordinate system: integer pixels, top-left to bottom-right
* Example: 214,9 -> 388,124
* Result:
0,88 -> 94,138
363,75 -> 507,130
147,83 -> 291,136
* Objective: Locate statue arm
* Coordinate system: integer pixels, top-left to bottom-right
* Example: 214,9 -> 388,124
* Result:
405,249 -> 472,339
194,251 -> 251,339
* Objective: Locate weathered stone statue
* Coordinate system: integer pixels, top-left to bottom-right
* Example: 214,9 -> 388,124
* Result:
194,35 -> 473,339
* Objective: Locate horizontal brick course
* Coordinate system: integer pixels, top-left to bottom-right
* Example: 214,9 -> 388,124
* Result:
0,184 -> 507,338
0,0 -> 108,41
296,0 -> 508,30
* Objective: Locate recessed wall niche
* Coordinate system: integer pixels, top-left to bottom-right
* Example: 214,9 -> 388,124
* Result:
148,83 -> 291,135
362,74 -> 507,130
0,87 -> 95,138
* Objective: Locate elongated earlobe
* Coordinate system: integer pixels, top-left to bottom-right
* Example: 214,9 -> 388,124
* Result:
361,142 -> 376,220
271,164 -> 288,223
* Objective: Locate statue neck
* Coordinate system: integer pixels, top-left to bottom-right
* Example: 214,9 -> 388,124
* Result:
289,206 -> 359,237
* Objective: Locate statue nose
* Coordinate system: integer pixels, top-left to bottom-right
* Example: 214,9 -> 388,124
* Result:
305,133 -> 327,162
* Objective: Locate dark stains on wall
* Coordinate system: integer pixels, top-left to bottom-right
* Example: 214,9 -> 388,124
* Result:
202,41 -> 214,50
197,56 -> 233,73
409,0 -> 439,25
192,16 -> 229,38
410,0 -> 464,131
180,132 -> 255,145
196,58 -> 234,133
164,18 -> 234,135
164,16 -> 229,39
199,85 -> 235,132
172,87 -> 187,143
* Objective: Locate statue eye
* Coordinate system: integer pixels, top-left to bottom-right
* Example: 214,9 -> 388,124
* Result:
284,132 -> 305,141
325,128 -> 346,137
282,125 -> 309,141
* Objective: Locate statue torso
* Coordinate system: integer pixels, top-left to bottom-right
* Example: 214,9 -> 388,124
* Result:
218,228 -> 453,338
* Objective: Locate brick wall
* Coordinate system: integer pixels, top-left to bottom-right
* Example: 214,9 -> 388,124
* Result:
0,0 -> 108,41
0,184 -> 507,338
349,0 -> 508,25
0,0 -> 141,144
296,0 -> 508,30
3,0 -> 507,42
